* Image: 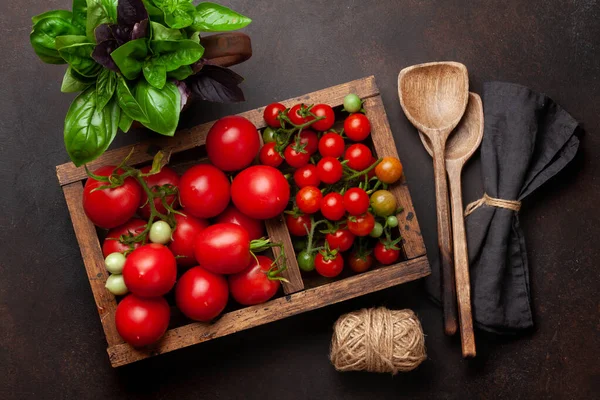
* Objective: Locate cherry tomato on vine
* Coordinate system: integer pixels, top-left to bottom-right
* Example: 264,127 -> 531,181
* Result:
115,294 -> 170,347
83,165 -> 142,229
296,186 -> 323,214
176,266 -> 229,322
370,190 -> 397,217
375,157 -> 403,184
297,130 -> 319,155
344,144 -> 372,171
374,241 -> 401,265
263,102 -> 286,128
138,165 -> 180,219
348,251 -> 374,273
325,228 -> 355,252
231,166 -> 290,219
343,187 -> 370,216
318,132 -> 345,158
343,93 -> 362,113
297,250 -> 315,272
289,103 -> 314,125
216,204 -> 265,241
347,212 -> 376,236
194,223 -> 258,274
317,156 -> 343,184
259,142 -> 284,168
169,213 -> 210,267
102,218 -> 147,257
344,113 -> 371,141
386,215 -> 399,228
206,115 -> 260,171
286,213 -> 312,236
321,193 -> 345,221
262,127 -> 277,143
284,144 -> 310,168
315,252 -> 344,277
369,222 -> 384,238
123,243 -> 177,297
179,164 -> 230,219
294,164 -> 320,188
310,104 -> 335,131
229,255 -> 282,305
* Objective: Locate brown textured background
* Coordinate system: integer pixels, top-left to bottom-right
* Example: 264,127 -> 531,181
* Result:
1,1 -> 599,399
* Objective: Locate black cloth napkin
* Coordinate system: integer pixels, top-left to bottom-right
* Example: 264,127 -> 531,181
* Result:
425,82 -> 580,334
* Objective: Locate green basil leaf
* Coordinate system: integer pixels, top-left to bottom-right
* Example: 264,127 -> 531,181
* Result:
167,65 -> 193,80
110,38 -> 148,80
143,0 -> 166,25
119,111 -> 134,133
61,66 -> 95,93
134,79 -> 180,136
86,0 -> 118,41
32,10 -> 72,25
116,75 -> 150,123
150,21 -> 184,41
72,0 -> 88,31
30,16 -> 80,64
142,59 -> 167,89
191,2 -> 251,32
150,39 -> 204,71
64,86 -> 120,166
56,35 -> 101,77
164,5 -> 195,29
96,69 -> 117,110
189,31 -> 200,44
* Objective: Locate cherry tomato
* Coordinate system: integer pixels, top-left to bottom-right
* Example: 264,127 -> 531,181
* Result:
194,223 -> 253,274
102,218 -> 147,257
206,115 -> 260,171
310,104 -> 335,131
315,252 -> 344,278
317,156 -> 343,184
294,164 -> 320,188
297,250 -> 315,272
318,132 -> 345,158
368,157 -> 378,179
123,243 -> 177,297
343,94 -> 362,113
343,187 -> 370,216
169,213 -> 209,267
215,204 -> 265,241
344,143 -> 372,171
231,166 -> 290,219
344,113 -> 371,141
347,212 -> 376,236
115,294 -> 170,347
374,241 -> 401,265
370,190 -> 397,217
263,102 -> 286,128
321,193 -> 345,221
229,255 -> 281,305
175,266 -> 228,322
375,157 -> 403,184
262,127 -> 277,143
285,214 -> 312,236
138,165 -> 180,219
179,164 -> 230,219
83,165 -> 142,229
284,144 -> 310,168
259,142 -> 284,168
296,186 -> 323,214
289,103 -> 314,125
348,252 -> 374,273
325,228 -> 355,252
297,130 -> 319,154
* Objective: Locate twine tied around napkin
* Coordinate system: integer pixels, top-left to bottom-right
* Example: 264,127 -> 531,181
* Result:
464,193 -> 522,217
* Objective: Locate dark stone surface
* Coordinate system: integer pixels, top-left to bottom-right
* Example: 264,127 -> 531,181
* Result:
1,1 -> 598,399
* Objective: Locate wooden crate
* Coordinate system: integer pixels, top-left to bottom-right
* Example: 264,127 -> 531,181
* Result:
56,76 -> 430,367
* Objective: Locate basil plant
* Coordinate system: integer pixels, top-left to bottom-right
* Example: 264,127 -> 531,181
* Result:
30,0 -> 251,166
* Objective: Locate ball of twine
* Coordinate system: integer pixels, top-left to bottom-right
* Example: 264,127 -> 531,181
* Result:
330,307 -> 426,375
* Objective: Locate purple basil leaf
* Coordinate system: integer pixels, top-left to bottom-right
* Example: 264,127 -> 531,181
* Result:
175,81 -> 191,111
109,23 -> 130,45
95,24 -> 115,44
117,0 -> 149,27
92,40 -> 120,72
131,19 -> 149,40
189,65 -> 245,103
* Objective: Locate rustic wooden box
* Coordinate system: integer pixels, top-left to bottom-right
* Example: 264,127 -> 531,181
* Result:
56,76 -> 430,367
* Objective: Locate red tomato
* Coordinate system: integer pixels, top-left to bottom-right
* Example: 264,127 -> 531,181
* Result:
194,223 -> 252,274
83,165 -> 142,229
374,241 -> 401,265
176,266 -> 229,322
310,104 -> 335,131
344,113 -> 371,141
368,157 -> 378,179
123,243 -> 177,297
259,142 -> 283,168
297,130 -> 319,154
215,204 -> 265,241
289,103 -> 314,125
344,144 -> 372,171
315,253 -> 344,277
296,186 -> 323,214
263,102 -> 286,128
179,164 -> 230,219
343,187 -> 370,216
138,165 -> 180,219
318,132 -> 345,158
325,228 -> 355,252
169,213 -> 209,267
102,218 -> 147,257
294,164 -> 320,188
284,144 -> 310,168
285,214 -> 312,236
347,212 -> 376,236
231,166 -> 290,219
321,193 -> 345,221
348,251 -> 374,273
206,116 -> 260,171
317,156 -> 343,184
115,294 -> 170,347
229,255 -> 281,305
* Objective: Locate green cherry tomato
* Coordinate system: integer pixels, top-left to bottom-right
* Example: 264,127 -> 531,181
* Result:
370,190 -> 397,217
149,221 -> 172,244
370,222 -> 384,237
297,250 -> 315,272
105,252 -> 126,274
262,127 -> 277,143
105,274 -> 129,296
293,238 -> 308,252
386,215 -> 399,228
343,93 -> 362,113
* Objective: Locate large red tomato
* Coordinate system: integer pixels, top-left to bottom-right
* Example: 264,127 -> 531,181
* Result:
169,213 -> 209,267
115,294 -> 170,347
83,165 -> 142,229
138,165 -> 180,219
229,255 -> 281,305
175,266 -> 229,322
206,116 -> 260,171
231,166 -> 290,220
102,218 -> 147,257
179,164 -> 230,218
194,223 -> 253,274
215,204 -> 265,241
123,243 -> 177,297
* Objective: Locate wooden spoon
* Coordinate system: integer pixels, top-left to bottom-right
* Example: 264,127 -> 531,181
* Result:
419,93 -> 484,357
398,61 -> 469,336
